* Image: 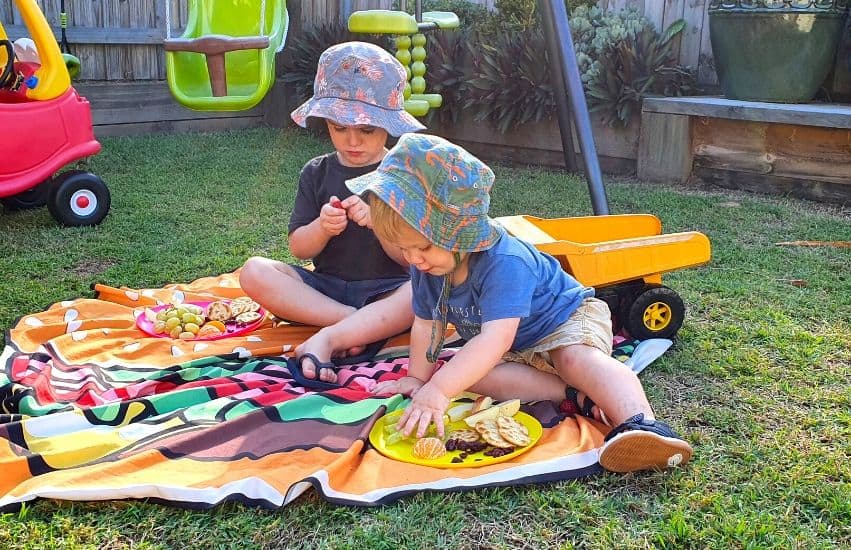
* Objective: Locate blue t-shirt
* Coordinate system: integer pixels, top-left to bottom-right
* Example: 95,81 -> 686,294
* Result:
411,230 -> 595,351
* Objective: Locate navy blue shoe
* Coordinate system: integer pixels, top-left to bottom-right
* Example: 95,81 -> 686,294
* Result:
599,414 -> 693,473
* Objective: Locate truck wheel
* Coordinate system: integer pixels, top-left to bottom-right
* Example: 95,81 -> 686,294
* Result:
624,286 -> 685,340
47,170 -> 111,227
1,179 -> 51,210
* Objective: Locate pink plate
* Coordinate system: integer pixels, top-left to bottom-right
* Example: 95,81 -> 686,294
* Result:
135,300 -> 266,341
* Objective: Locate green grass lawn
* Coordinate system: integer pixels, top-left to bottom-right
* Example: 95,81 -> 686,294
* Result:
1,127 -> 849,549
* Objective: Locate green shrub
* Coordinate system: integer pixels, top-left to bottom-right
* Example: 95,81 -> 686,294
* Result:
463,28 -> 555,133
440,3 -> 695,129
394,0 -> 494,33
570,5 -> 695,126
424,29 -> 473,127
477,0 -> 598,33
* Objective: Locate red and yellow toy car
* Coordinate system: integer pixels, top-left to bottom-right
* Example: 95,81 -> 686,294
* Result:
0,0 -> 109,226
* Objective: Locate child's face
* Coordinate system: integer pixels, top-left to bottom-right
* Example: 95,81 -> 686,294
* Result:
390,223 -> 457,276
326,120 -> 389,167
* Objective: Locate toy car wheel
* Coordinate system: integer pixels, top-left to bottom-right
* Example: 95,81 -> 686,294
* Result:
624,286 -> 685,340
47,170 -> 111,226
1,178 -> 51,210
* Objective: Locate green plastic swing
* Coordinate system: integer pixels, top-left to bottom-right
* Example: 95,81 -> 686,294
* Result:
164,0 -> 288,112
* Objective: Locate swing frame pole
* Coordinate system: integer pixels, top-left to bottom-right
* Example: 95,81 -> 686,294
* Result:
537,0 -> 609,215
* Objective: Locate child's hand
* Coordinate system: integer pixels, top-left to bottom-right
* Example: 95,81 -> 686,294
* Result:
319,196 -> 348,236
397,382 -> 450,439
341,195 -> 372,229
371,375 -> 424,397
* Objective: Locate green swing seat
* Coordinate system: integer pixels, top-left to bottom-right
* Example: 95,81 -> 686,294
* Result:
164,0 -> 288,112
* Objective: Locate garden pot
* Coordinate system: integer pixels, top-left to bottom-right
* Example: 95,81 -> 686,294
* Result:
709,1 -> 849,102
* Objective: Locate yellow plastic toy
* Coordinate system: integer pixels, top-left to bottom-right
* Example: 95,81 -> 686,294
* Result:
0,0 -> 69,101
495,214 -> 712,340
348,6 -> 459,117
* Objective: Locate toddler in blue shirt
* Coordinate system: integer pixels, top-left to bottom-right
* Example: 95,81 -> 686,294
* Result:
345,133 -> 693,473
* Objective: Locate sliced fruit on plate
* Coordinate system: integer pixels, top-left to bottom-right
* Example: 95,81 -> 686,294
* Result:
463,398 -> 522,427
447,402 -> 474,422
470,395 -> 493,415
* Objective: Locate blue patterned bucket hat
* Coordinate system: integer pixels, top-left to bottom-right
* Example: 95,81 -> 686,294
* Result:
346,133 -> 501,252
290,42 -> 425,137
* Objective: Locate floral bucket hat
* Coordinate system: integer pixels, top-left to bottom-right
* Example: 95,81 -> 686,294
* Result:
290,41 -> 425,137
346,133 -> 501,253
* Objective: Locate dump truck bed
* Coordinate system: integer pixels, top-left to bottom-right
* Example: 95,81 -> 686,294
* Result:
495,214 -> 711,288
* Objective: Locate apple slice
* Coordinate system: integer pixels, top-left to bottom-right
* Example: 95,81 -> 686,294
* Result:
463,399 -> 523,427
470,395 -> 493,415
463,403 -> 502,427
447,402 -> 474,422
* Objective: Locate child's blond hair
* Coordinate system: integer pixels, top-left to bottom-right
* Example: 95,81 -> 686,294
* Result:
368,193 -> 420,246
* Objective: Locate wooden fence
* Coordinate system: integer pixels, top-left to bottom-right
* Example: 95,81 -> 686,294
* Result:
1,0 -> 718,85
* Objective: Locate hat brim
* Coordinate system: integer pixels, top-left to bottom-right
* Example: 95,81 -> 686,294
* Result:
290,96 -> 425,137
346,170 -> 500,253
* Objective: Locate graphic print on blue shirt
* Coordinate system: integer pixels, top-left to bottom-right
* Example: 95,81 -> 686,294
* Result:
412,231 -> 595,351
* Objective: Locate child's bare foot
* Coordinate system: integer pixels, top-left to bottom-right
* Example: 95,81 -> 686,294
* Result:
297,354 -> 338,383
295,332 -> 339,383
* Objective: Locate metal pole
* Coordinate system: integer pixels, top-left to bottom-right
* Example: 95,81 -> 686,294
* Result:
340,0 -> 353,22
537,0 -> 609,215
415,0 -> 422,22
539,8 -> 578,173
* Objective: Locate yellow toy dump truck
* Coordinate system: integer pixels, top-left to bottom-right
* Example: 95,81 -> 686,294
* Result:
495,214 -> 711,340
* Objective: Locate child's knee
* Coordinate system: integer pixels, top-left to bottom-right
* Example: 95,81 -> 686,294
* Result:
239,257 -> 272,288
554,343 -> 613,376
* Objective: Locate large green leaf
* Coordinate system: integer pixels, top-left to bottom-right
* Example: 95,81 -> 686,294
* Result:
661,19 -> 687,46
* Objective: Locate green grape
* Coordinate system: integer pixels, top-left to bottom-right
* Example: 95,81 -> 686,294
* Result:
169,326 -> 183,338
193,314 -> 204,326
178,331 -> 195,340
184,322 -> 200,335
181,312 -> 195,324
165,309 -> 179,319
153,321 -> 167,334
165,317 -> 181,330
156,310 -> 167,321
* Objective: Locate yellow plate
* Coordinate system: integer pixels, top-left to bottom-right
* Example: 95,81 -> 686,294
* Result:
369,410 -> 543,468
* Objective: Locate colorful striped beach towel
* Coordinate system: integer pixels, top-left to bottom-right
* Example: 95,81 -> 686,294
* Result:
1,273 -> 636,511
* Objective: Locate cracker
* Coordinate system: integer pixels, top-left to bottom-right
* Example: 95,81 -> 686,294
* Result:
232,297 -> 261,313
234,311 -> 262,325
412,437 -> 446,460
475,419 -> 513,448
229,301 -> 252,317
205,301 -> 232,322
496,415 -> 531,447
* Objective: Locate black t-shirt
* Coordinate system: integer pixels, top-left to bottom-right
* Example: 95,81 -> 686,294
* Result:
288,153 -> 408,282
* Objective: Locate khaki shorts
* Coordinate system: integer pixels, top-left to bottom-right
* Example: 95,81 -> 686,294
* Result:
502,297 -> 613,376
